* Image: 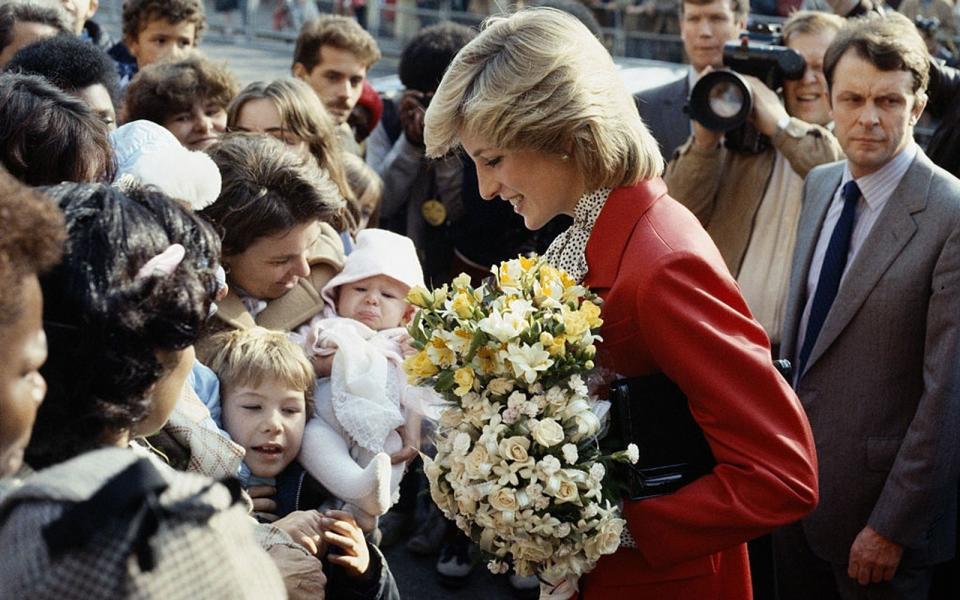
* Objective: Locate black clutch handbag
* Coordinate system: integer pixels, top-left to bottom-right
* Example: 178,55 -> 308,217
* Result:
607,360 -> 791,500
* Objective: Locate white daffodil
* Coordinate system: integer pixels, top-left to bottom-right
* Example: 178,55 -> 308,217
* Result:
501,342 -> 553,384
478,308 -> 526,343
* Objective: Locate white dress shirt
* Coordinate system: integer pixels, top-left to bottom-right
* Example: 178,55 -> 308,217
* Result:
795,142 -> 919,359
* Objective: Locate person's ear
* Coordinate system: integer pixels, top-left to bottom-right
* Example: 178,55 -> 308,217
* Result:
292,62 -> 308,80
910,91 -> 928,126
402,304 -> 417,325
87,0 -> 100,20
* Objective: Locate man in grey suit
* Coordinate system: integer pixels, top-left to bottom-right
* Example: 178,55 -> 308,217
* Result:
635,0 -> 746,160
777,13 -> 960,599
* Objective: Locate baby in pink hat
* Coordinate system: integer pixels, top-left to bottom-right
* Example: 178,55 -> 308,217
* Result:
297,229 -> 425,531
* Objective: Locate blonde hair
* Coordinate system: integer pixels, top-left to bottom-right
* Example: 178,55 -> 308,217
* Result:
199,327 -> 316,414
227,79 -> 354,204
424,8 -> 663,188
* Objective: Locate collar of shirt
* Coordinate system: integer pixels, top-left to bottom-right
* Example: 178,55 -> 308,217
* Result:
544,188 -> 613,283
839,141 -> 918,212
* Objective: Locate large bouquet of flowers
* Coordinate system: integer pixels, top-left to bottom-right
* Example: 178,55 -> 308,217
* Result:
404,256 -> 638,589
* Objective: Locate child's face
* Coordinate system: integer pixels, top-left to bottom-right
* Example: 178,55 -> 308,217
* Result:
0,276 -> 47,478
336,275 -> 411,331
128,19 -> 196,68
163,99 -> 227,151
222,377 -> 307,478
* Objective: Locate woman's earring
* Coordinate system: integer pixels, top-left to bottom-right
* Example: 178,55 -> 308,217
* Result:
561,154 -> 570,161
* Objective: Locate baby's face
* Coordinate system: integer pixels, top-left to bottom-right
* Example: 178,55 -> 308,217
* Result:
222,377 -> 307,478
336,275 -> 411,330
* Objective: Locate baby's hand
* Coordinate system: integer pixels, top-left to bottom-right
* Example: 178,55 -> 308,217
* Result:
311,352 -> 335,378
321,510 -> 371,579
398,333 -> 417,358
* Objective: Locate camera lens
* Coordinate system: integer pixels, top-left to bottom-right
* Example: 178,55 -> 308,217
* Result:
708,82 -> 746,119
687,69 -> 753,132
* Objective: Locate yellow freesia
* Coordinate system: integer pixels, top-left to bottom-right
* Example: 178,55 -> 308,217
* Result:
579,300 -> 603,328
406,285 -> 432,308
453,367 -> 475,397
451,292 -> 474,318
562,306 -> 590,339
404,350 -> 438,382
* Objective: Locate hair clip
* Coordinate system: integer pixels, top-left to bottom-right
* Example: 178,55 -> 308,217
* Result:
136,244 -> 186,281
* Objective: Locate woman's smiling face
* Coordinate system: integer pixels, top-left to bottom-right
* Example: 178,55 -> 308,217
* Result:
459,130 -> 585,231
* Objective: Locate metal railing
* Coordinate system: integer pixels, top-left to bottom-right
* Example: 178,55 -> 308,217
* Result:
98,0 -> 685,61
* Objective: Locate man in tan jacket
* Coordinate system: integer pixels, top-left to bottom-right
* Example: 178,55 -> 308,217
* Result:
665,10 -> 845,349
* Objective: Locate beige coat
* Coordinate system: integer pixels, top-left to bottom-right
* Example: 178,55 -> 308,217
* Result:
664,118 -> 843,276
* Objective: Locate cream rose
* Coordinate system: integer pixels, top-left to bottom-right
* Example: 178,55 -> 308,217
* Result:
498,436 -> 531,462
531,418 -> 565,447
489,487 -> 519,512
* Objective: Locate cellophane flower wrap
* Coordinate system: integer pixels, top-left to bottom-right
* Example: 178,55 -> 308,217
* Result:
404,256 -> 638,584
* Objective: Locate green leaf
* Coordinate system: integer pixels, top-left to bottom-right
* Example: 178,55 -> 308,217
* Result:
464,328 -> 488,362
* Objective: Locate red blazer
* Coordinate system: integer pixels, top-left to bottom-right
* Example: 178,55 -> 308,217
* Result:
578,180 -> 819,599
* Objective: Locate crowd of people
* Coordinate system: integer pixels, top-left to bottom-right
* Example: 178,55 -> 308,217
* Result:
0,0 -> 958,599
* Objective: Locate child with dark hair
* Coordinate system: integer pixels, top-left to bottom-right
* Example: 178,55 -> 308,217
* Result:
0,1 -> 68,67
108,0 -> 206,84
0,72 -> 114,186
7,34 -> 120,129
124,54 -> 239,150
0,166 -> 64,482
0,183 -> 286,598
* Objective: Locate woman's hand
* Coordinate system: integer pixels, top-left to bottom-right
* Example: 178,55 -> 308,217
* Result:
274,510 -> 327,555
321,510 -> 372,579
248,484 -> 279,522
267,544 -> 327,600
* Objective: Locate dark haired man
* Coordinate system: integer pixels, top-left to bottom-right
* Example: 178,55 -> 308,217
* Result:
0,1 -> 67,67
777,12 -> 960,599
7,34 -> 119,129
635,0 -> 746,159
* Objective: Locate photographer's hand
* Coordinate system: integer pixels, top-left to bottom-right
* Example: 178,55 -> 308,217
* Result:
742,75 -> 790,138
399,90 -> 427,147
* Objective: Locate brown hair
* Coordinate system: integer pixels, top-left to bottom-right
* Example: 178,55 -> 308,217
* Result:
0,2 -> 68,54
293,15 -> 380,73
782,10 -> 846,45
342,152 -> 382,230
0,72 -> 114,186
226,79 -> 355,217
124,54 -> 239,125
824,12 -> 930,95
679,0 -> 749,21
0,166 -> 64,327
200,133 -> 346,257
121,0 -> 206,45
199,327 -> 315,415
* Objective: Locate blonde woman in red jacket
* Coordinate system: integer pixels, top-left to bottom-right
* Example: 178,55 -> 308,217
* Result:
423,8 -> 819,599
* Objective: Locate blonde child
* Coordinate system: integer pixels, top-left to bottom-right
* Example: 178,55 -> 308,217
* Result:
200,327 -> 397,587
297,229 -> 425,531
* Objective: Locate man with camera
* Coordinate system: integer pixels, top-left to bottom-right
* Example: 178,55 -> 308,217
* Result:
777,12 -> 960,599
664,10 -> 845,352
636,0 -> 747,160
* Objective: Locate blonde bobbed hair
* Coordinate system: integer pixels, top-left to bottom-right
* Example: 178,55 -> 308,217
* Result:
424,8 -> 664,189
